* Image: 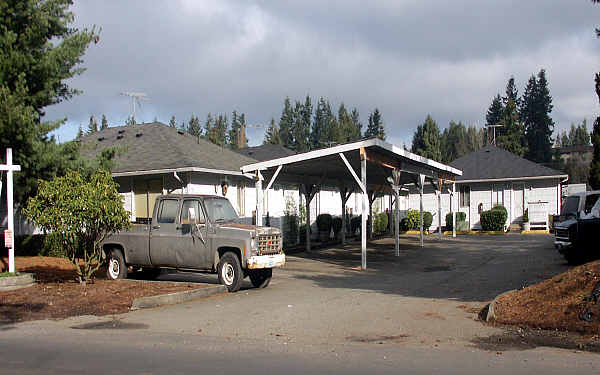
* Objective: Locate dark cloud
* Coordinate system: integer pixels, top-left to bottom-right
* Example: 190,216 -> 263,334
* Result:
46,0 -> 600,146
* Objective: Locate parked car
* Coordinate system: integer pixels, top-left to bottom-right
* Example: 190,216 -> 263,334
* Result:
553,190 -> 600,225
102,195 -> 285,292
554,193 -> 600,264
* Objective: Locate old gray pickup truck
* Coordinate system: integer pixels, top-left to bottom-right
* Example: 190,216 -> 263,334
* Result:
102,194 -> 285,292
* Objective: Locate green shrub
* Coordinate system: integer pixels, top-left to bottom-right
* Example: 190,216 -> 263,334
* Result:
400,217 -> 410,231
492,204 -> 507,218
406,209 -> 420,229
13,234 -> 44,256
374,213 -> 388,233
332,217 -> 343,234
480,209 -> 507,231
423,211 -> 433,230
316,214 -> 332,232
445,212 -> 467,230
23,169 -> 131,284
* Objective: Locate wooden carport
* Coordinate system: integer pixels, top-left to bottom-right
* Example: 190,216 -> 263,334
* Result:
241,138 -> 462,270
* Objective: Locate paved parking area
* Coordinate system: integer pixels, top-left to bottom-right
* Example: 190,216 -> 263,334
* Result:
97,233 -> 567,348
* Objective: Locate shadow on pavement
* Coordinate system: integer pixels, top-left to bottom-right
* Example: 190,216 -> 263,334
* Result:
287,234 -> 569,302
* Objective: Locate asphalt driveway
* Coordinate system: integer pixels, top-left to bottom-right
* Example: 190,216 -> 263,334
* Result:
86,233 -> 569,348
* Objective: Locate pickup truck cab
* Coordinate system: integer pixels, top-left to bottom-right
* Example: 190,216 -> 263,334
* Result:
102,195 -> 285,292
554,192 -> 600,264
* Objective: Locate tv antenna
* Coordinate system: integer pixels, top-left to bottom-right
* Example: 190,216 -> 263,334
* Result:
485,123 -> 503,146
121,92 -> 150,124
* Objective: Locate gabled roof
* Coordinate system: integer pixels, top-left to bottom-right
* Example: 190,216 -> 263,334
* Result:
235,144 -> 296,161
79,122 -> 257,176
449,145 -> 567,182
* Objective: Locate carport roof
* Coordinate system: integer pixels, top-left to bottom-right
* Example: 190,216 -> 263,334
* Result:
241,138 -> 462,190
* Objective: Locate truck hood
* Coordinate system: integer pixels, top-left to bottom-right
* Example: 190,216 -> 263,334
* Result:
555,218 -> 577,230
219,223 -> 281,235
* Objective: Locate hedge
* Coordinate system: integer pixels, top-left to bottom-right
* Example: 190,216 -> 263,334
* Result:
316,214 -> 332,232
332,217 -> 343,233
445,212 -> 467,231
480,209 -> 507,231
373,213 -> 388,233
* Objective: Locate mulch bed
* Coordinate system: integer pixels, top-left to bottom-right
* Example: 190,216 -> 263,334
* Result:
0,256 -> 208,323
493,260 -> 600,334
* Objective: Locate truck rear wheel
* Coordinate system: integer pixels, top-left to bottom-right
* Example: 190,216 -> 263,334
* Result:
249,268 -> 272,289
106,249 -> 128,280
218,252 -> 242,292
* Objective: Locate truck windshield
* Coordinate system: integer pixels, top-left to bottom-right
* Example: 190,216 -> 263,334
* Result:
561,196 -> 580,217
203,198 -> 239,222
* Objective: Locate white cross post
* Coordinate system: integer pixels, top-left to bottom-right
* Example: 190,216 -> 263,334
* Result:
1,149 -> 21,273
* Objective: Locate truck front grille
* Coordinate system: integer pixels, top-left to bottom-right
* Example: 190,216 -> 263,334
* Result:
554,228 -> 569,241
258,233 -> 281,255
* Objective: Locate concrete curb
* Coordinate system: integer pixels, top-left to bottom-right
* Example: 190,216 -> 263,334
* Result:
0,273 -> 35,291
131,284 -> 227,310
521,230 -> 549,234
486,289 -> 516,322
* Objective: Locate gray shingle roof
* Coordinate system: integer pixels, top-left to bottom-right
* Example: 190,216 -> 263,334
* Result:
79,122 -> 258,174
449,145 -> 567,181
234,144 -> 295,161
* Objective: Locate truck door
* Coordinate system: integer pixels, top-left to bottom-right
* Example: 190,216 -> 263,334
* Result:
176,199 -> 210,269
149,198 -> 179,267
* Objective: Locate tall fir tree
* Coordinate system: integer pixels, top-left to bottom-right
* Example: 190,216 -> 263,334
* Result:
589,73 -> 600,189
292,96 -> 311,152
310,97 -> 327,149
466,124 -> 484,152
279,97 -> 294,149
486,94 -> 503,126
100,114 -> 109,130
440,121 -> 469,163
87,115 -> 98,134
188,114 -> 202,138
169,115 -> 177,128
411,115 -> 441,161
264,117 -> 282,145
0,0 -> 99,204
496,96 -> 527,156
522,69 -> 554,163
365,108 -> 385,140
349,108 -> 363,141
228,111 -> 240,149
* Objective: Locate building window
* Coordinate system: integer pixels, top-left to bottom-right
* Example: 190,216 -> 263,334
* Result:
460,186 -> 470,207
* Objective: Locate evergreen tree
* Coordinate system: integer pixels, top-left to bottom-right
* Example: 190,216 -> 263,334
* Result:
589,73 -> 600,189
522,69 -> 554,163
292,96 -> 311,152
504,77 -> 520,109
279,97 -> 294,149
440,121 -> 469,162
210,114 -> 228,147
238,113 -> 248,148
349,108 -> 363,141
310,97 -> 332,149
0,0 -> 99,203
466,124 -> 484,152
101,114 -> 109,130
204,113 -> 214,138
188,114 -> 202,138
228,111 -> 247,149
496,97 -> 527,156
87,115 -> 98,134
486,94 -> 503,126
169,115 -> 177,128
264,117 -> 282,145
411,115 -> 442,161
365,108 -> 385,140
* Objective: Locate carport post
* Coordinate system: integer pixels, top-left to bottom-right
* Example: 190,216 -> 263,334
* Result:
361,148 -> 367,270
256,171 -> 263,226
387,169 -> 401,257
438,178 -> 442,241
339,186 -> 351,245
452,182 -> 456,238
419,174 -> 425,248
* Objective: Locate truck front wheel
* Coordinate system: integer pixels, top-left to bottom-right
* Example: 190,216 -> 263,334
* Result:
106,249 -> 128,280
249,268 -> 272,289
218,252 -> 242,292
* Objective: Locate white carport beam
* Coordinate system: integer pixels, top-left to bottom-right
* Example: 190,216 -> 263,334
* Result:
361,149 -> 368,270
339,152 -> 366,194
265,165 -> 282,191
418,174 -> 425,248
256,171 -> 264,226
452,183 -> 456,238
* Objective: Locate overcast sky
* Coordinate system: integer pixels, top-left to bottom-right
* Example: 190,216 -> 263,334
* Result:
45,0 -> 600,147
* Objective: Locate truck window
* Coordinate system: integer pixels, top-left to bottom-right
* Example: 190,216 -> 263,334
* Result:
157,199 -> 178,224
181,200 -> 206,224
204,198 -> 238,222
561,195 -> 580,216
585,194 -> 600,214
